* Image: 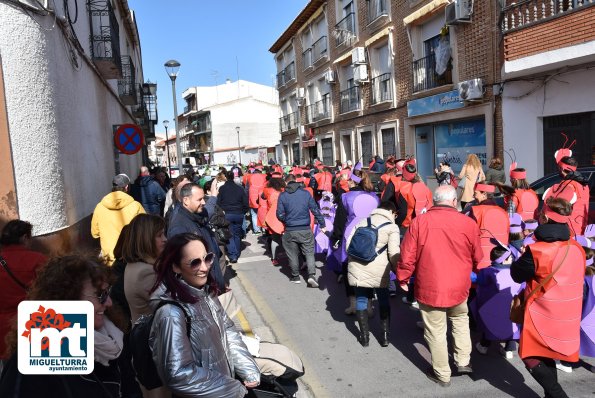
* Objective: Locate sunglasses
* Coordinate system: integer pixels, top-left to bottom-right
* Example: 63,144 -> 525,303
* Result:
185,252 -> 215,270
84,286 -> 112,305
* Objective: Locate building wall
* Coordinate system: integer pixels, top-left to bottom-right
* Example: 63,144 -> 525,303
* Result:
0,2 -> 143,240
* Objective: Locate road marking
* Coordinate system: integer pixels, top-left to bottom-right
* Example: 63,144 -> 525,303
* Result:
236,255 -> 270,264
236,270 -> 328,398
236,309 -> 254,337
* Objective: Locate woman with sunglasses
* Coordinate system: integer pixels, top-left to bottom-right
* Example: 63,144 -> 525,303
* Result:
149,233 -> 260,397
0,254 -> 140,397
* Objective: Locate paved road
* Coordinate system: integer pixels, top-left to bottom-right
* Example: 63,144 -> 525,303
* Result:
229,233 -> 594,398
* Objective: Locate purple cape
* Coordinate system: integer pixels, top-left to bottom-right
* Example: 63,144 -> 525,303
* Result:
580,275 -> 595,357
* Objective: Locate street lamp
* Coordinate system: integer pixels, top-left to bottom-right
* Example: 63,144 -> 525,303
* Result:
164,59 -> 184,171
236,126 -> 242,165
163,120 -> 172,175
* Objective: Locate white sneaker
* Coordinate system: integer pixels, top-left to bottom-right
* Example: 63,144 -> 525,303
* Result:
307,276 -> 319,288
499,346 -> 513,359
555,360 -> 573,373
402,297 -> 419,308
475,342 -> 489,355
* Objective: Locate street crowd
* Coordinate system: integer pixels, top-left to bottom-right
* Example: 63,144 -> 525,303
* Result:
0,136 -> 592,398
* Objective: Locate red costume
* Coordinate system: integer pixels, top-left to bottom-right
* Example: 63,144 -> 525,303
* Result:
248,173 -> 267,209
470,204 -> 510,269
399,181 -> 433,229
505,189 -> 539,221
314,171 -> 333,192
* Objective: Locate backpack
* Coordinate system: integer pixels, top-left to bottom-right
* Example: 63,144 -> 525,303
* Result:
129,300 -> 192,390
347,217 -> 392,263
449,173 -> 458,189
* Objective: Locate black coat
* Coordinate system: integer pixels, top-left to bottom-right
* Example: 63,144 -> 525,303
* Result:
217,181 -> 248,215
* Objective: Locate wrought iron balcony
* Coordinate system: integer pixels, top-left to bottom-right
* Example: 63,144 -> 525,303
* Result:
340,86 -> 360,113
335,12 -> 356,47
501,0 -> 591,32
312,36 -> 328,63
412,53 -> 452,93
87,0 -> 122,79
183,105 -> 189,114
276,61 -> 296,87
118,56 -> 137,105
303,48 -> 313,70
142,90 -> 157,123
307,94 -> 331,123
370,73 -> 393,104
279,112 -> 298,132
367,0 -> 388,24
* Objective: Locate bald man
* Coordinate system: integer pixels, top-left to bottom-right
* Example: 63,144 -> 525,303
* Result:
131,166 -> 166,215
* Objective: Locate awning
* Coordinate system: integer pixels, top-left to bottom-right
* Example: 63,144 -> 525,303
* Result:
403,0 -> 449,26
364,27 -> 391,47
302,139 -> 316,148
333,50 -> 352,65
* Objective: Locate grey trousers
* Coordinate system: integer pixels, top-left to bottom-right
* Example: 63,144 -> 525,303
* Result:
282,229 -> 316,277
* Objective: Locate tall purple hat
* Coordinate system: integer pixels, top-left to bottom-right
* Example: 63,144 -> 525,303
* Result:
350,161 -> 363,184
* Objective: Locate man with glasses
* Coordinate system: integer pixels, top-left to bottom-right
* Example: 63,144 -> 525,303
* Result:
168,183 -> 225,290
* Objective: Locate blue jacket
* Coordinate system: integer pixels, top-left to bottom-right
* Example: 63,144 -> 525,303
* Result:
132,176 -> 166,215
277,182 -> 325,232
370,158 -> 385,173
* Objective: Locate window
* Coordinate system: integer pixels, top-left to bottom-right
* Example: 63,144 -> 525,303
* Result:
367,0 -> 388,24
412,25 -> 453,92
370,43 -> 392,104
335,0 -> 356,46
321,138 -> 334,165
307,78 -> 331,123
292,143 -> 300,164
381,128 -> 396,158
360,131 -> 374,163
302,29 -> 313,70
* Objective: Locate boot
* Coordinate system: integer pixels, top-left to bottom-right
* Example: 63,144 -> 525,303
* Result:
379,309 -> 390,347
355,310 -> 369,347
367,299 -> 374,318
528,361 -> 569,398
344,296 -> 356,315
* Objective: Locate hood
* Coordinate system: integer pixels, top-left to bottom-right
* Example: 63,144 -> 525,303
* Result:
534,223 -> 570,243
374,158 -> 385,165
285,181 -> 302,193
101,191 -> 135,210
564,171 -> 589,185
370,208 -> 394,222
136,175 -> 154,187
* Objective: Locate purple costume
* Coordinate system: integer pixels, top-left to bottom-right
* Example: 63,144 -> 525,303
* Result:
470,265 -> 522,341
314,194 -> 336,254
580,275 -> 595,357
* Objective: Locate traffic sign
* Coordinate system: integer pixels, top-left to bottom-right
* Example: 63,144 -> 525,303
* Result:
114,124 -> 144,155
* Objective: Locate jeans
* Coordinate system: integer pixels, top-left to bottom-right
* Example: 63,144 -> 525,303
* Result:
225,213 -> 244,261
282,229 -> 315,277
250,208 -> 261,233
354,287 -> 389,312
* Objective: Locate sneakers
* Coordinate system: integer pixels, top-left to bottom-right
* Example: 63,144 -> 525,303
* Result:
425,368 -> 451,387
456,363 -> 473,375
271,259 -> 280,266
402,296 -> 419,309
307,275 -> 319,288
555,360 -> 573,373
475,342 -> 489,355
499,346 -> 514,359
290,276 -> 301,284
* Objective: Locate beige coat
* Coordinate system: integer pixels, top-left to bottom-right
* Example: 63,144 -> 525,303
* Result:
124,260 -> 157,325
346,208 -> 400,288
458,164 -> 485,202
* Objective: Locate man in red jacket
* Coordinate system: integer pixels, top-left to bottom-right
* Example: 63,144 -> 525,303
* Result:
397,185 -> 482,387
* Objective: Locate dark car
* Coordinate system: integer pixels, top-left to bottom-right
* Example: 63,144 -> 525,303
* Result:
530,166 -> 595,224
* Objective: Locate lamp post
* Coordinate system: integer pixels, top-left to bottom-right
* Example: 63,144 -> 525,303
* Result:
163,120 -> 172,175
236,126 -> 242,165
164,60 -> 184,171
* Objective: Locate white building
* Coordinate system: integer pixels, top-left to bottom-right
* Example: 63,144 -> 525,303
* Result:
180,79 -> 280,165
0,0 -> 156,250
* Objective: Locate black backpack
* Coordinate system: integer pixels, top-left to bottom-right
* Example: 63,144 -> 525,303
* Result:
129,300 -> 191,390
347,217 -> 392,263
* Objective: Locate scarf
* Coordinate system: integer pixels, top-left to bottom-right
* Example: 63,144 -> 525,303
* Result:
94,317 -> 124,366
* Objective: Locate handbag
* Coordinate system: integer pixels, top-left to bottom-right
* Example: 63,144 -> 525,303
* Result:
0,254 -> 28,291
509,240 -> 570,324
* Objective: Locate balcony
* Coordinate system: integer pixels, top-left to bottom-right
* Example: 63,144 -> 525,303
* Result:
303,48 -> 313,70
334,13 -> 356,47
118,56 -> 137,105
367,0 -> 389,24
340,86 -> 360,113
132,85 -> 146,119
412,53 -> 452,93
312,36 -> 328,63
87,0 -> 122,79
307,94 -> 331,123
183,105 -> 189,114
371,73 -> 393,104
279,112 -> 298,132
276,61 -> 296,87
502,0 -> 592,32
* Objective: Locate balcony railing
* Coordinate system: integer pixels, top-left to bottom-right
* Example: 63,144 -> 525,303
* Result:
367,0 -> 388,24
307,94 -> 331,123
276,61 -> 296,87
412,53 -> 453,93
335,12 -> 356,46
340,86 -> 360,113
501,0 -> 591,32
87,0 -> 122,79
183,105 -> 189,114
312,36 -> 328,62
371,73 -> 393,104
118,56 -> 137,105
279,112 -> 298,132
303,48 -> 313,70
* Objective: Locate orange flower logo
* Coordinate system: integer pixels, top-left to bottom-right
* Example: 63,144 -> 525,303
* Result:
22,305 -> 72,350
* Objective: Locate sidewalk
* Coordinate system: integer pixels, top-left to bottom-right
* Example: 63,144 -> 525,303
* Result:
228,232 -> 315,398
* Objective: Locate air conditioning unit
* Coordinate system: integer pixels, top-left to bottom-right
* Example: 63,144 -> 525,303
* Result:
352,47 -> 366,64
295,87 -> 305,99
324,70 -> 336,84
445,0 -> 472,25
353,64 -> 368,83
458,78 -> 483,101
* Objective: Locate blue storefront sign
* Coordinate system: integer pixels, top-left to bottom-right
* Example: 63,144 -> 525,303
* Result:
407,90 -> 464,117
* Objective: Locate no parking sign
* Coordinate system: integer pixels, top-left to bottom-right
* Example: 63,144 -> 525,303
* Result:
114,124 -> 144,155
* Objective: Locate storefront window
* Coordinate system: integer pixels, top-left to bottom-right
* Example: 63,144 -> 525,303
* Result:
435,118 -> 486,175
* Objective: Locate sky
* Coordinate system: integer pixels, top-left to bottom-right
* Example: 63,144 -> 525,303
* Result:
128,0 -> 308,138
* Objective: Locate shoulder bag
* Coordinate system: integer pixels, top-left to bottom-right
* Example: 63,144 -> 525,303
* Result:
510,240 -> 570,324
0,254 -> 28,291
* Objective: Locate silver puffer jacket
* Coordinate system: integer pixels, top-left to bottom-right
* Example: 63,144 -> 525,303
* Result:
148,282 -> 260,397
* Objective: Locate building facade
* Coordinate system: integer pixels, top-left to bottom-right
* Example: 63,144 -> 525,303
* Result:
178,80 -> 280,165
0,0 -> 156,251
270,0 -> 502,181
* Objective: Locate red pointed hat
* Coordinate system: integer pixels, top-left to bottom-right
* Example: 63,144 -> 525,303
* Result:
474,183 -> 496,193
402,158 -> 417,181
555,132 -> 577,171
